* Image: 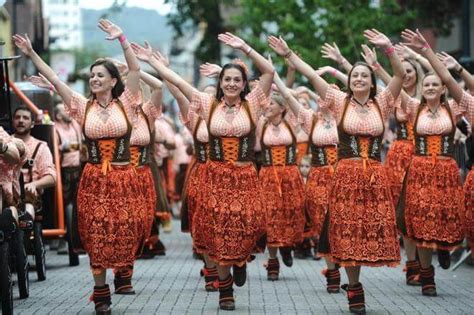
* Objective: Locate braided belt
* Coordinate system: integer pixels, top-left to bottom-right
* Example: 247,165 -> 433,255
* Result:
221,137 -> 240,162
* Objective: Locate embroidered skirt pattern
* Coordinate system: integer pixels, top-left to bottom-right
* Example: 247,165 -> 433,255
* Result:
136,165 -> 156,242
204,161 -> 265,266
305,166 -> 334,238
384,140 -> 415,207
465,170 -> 474,248
259,165 -> 305,247
404,157 -> 465,250
77,163 -> 146,272
328,159 -> 400,267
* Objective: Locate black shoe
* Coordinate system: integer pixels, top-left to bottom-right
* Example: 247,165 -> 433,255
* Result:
0,208 -> 17,241
280,247 -> 293,267
437,250 -> 451,270
232,264 -> 247,287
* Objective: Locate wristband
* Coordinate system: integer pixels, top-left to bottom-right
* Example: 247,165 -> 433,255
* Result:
284,50 -> 293,59
384,46 -> 395,56
119,34 -> 127,44
330,69 -> 337,77
421,43 -> 430,52
244,45 -> 252,55
372,62 -> 381,71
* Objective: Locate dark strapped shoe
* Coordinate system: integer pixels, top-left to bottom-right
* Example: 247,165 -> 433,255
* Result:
266,258 -> 280,281
92,284 -> 112,315
437,250 -> 451,270
420,265 -> 437,297
405,260 -> 421,286
18,210 -> 33,230
202,266 -> 219,292
232,263 -> 247,287
219,275 -> 235,311
342,282 -> 366,314
114,267 -> 135,295
322,268 -> 340,293
279,247 -> 293,267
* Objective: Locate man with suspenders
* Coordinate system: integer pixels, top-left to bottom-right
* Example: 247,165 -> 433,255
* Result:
12,107 -> 56,224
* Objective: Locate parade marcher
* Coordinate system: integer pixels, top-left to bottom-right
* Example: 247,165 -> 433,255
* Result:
0,126 -> 24,239
12,107 -> 56,225
399,29 -> 472,296
14,18 -> 145,314
358,45 -> 424,286
257,92 -> 305,281
272,70 -> 341,293
269,29 -> 404,313
132,31 -> 273,310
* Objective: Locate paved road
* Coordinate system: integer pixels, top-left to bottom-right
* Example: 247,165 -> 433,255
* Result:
13,220 -> 474,314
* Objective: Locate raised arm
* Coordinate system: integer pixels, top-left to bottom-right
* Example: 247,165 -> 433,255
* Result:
98,19 -> 140,94
316,66 -> 348,87
218,32 -> 274,95
166,81 -> 190,118
131,41 -> 198,102
272,67 -> 305,117
402,28 -> 463,103
0,138 -> 20,165
364,29 -> 404,100
321,42 -> 353,73
200,62 -> 222,78
286,58 -> 296,88
437,52 -> 474,95
268,35 -> 330,100
13,34 -> 73,104
394,43 -> 433,72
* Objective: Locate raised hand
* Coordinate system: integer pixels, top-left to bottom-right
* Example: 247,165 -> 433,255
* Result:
360,44 -> 378,66
200,63 -> 222,78
131,42 -> 153,62
321,42 -> 344,63
394,43 -> 417,60
401,29 -> 429,53
106,58 -> 128,75
363,29 -> 392,49
97,19 -> 123,40
436,52 -> 460,70
218,32 -> 247,50
151,51 -> 169,67
28,73 -> 52,89
315,66 -> 337,76
12,34 -> 33,56
268,35 -> 290,57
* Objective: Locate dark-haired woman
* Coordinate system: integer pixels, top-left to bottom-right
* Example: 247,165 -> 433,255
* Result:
399,29 -> 470,297
14,19 -> 143,314
269,29 -> 403,314
256,93 -> 305,281
359,45 -> 424,286
132,32 -> 272,310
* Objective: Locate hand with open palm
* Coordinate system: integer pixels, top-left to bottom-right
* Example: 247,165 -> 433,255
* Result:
98,19 -> 123,40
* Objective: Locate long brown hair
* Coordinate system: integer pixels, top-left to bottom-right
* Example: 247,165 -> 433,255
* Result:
347,61 -> 378,101
215,63 -> 250,101
89,58 -> 125,99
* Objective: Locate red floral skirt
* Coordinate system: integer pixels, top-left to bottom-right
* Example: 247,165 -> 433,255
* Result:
203,161 -> 265,266
465,170 -> 474,248
305,166 -> 334,238
404,157 -> 465,250
259,165 -> 305,247
384,140 -> 415,207
185,161 -> 209,242
328,159 -> 400,267
136,165 -> 156,242
77,163 -> 146,272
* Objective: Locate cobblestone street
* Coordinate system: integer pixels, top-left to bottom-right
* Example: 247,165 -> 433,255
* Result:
13,221 -> 474,314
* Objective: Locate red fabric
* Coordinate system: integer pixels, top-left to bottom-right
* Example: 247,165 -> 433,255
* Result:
77,163 -> 146,271
404,157 -> 465,250
136,166 -> 156,242
305,166 -> 334,238
202,161 -> 266,266
328,159 -> 400,267
186,161 -> 209,239
384,139 -> 415,207
465,171 -> 474,249
259,165 -> 305,247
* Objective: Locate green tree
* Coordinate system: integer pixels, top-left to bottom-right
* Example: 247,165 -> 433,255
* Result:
165,0 -> 235,64
233,0 -> 416,75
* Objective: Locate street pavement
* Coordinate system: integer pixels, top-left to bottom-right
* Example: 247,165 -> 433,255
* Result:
13,220 -> 474,314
